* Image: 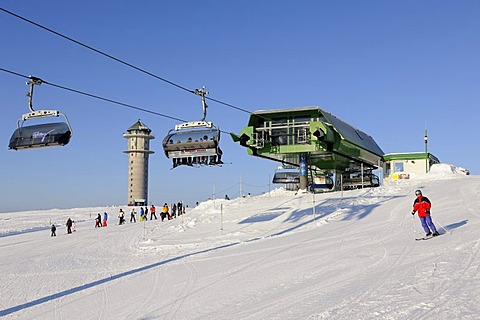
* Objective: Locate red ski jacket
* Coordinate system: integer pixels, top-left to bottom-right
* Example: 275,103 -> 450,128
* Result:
413,196 -> 432,218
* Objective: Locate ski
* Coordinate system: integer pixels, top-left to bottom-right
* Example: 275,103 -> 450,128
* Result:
415,234 -> 441,241
415,236 -> 433,241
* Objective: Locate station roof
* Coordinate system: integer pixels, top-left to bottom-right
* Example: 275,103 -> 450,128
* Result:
383,152 -> 440,163
249,106 -> 384,157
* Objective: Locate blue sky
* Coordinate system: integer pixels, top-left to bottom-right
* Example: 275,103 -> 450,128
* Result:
1,1 -> 478,212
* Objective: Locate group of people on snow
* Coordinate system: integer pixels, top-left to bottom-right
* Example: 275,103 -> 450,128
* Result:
50,201 -> 187,237
50,189 -> 439,238
95,212 -> 108,228
52,217 -> 76,236
125,202 -> 185,224
128,205 -> 155,223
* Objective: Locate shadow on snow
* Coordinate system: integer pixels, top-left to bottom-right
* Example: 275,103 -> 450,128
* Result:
0,194 -> 403,316
0,241 -> 242,317
1,213 -> 318,316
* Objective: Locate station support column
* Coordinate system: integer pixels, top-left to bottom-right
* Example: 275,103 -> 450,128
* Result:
299,154 -> 308,191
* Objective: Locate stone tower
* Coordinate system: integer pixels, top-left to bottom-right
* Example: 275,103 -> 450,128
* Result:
123,120 -> 155,206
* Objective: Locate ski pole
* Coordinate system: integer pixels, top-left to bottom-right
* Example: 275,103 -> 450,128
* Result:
432,216 -> 451,235
411,214 -> 418,237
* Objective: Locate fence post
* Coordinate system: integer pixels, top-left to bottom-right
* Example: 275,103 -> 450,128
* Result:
221,203 -> 224,233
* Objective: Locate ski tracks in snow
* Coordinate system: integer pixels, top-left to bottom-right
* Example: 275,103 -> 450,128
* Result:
163,261 -> 199,319
413,238 -> 480,318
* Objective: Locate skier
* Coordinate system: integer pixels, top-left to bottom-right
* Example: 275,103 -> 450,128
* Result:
103,212 -> 108,227
411,189 -> 439,237
51,224 -> 57,237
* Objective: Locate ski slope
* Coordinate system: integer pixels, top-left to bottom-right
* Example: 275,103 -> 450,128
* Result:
0,164 -> 479,319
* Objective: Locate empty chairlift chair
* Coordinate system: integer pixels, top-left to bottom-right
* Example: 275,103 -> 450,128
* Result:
272,169 -> 300,184
8,76 -> 72,150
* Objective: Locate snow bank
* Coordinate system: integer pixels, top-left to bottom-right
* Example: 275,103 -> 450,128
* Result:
429,163 -> 470,176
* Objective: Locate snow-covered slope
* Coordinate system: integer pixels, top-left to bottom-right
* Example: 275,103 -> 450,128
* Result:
1,164 -> 479,319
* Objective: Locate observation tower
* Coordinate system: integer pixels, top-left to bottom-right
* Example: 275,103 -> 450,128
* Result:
123,120 -> 155,206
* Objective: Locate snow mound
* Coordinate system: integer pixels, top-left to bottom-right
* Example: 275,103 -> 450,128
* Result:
429,163 -> 470,176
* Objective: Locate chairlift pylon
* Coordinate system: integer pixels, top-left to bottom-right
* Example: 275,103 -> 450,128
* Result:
162,86 -> 223,168
8,76 -> 73,150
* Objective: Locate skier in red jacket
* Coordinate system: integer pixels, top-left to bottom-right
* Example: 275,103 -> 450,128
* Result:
412,189 -> 439,237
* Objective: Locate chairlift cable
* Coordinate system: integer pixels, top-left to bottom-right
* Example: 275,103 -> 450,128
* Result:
0,68 -> 186,123
212,183 -> 240,196
44,80 -> 187,123
0,68 -> 26,79
242,182 -> 270,188
0,68 -> 235,132
0,7 -> 193,95
0,7 -> 254,117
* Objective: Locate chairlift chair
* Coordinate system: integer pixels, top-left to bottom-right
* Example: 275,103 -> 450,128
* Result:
8,77 -> 72,150
308,167 -> 334,193
272,169 -> 300,184
161,87 -> 223,168
309,175 -> 334,193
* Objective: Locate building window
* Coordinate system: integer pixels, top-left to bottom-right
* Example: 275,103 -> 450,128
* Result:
394,162 -> 404,173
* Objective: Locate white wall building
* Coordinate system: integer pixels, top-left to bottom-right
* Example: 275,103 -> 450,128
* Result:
123,120 -> 154,206
383,152 -> 440,180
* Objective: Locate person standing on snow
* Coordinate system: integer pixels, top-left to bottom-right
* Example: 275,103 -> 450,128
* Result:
95,213 -> 102,228
103,212 -> 108,227
118,209 -> 125,225
51,224 -> 57,237
177,202 -> 183,216
130,208 -> 137,223
66,218 -> 73,234
161,203 -> 169,221
411,189 -> 439,237
150,205 -> 157,220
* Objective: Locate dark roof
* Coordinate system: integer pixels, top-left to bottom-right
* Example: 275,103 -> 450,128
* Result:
320,109 -> 384,156
127,119 -> 151,133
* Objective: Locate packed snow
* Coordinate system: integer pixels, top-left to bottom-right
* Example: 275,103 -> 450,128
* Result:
1,164 -> 479,319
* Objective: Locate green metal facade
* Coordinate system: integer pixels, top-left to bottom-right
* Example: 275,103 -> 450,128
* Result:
231,106 -> 384,173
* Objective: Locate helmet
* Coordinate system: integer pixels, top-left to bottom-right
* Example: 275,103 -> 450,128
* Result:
415,189 -> 422,196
